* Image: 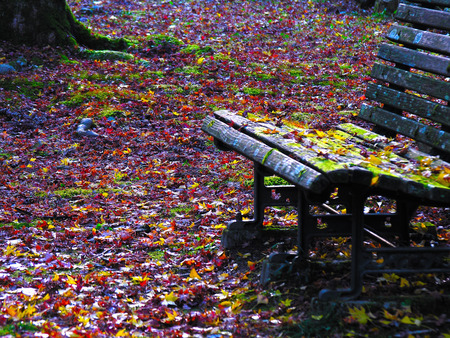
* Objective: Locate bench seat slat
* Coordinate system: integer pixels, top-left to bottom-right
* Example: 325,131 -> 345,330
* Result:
395,4 -> 450,31
359,104 -> 450,153
337,123 -> 450,203
386,24 -> 450,56
338,123 -> 450,167
365,83 -> 450,127
370,64 -> 450,101
208,111 -> 450,203
202,116 -> 330,194
378,43 -> 450,77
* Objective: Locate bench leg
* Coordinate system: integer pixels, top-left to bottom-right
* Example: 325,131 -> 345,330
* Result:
221,163 -> 271,248
393,200 -> 417,245
319,191 -> 367,300
297,190 -> 313,258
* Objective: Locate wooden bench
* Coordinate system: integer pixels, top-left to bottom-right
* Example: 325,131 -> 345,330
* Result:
202,0 -> 450,300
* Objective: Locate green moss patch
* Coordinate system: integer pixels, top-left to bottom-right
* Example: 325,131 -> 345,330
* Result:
81,49 -> 134,61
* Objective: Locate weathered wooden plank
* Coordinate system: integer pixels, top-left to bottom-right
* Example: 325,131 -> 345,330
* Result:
370,64 -> 450,101
365,83 -> 450,127
386,24 -> 450,56
408,0 -> 450,7
359,104 -> 450,154
213,111 -> 450,201
201,116 -> 330,194
212,111 -> 379,185
336,123 -> 450,203
378,43 -> 450,77
395,4 -> 450,31
337,122 -> 450,167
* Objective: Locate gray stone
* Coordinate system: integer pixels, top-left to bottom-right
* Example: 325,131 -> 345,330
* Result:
0,64 -> 16,74
77,118 -> 99,137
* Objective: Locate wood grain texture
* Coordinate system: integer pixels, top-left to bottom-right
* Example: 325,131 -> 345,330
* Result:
395,4 -> 450,31
359,104 -> 450,153
370,64 -> 450,101
365,83 -> 450,127
378,43 -> 450,77
408,0 -> 450,7
207,111 -> 450,203
202,115 -> 330,194
386,24 -> 450,56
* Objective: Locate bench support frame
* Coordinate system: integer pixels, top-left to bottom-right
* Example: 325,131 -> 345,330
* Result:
223,161 -> 449,300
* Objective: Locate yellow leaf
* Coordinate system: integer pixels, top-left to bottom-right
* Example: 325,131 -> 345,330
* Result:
262,128 -> 278,134
165,292 -> 178,303
197,57 -> 205,64
437,172 -> 450,187
370,175 -> 379,186
382,273 -> 400,283
400,316 -> 413,324
115,329 -> 128,337
384,309 -> 397,320
311,315 -> 323,320
400,277 -> 410,288
189,268 -> 201,280
6,306 -> 16,318
315,130 -> 325,138
66,275 -> 77,285
231,299 -> 243,314
368,155 -> 382,165
79,316 -> 90,326
281,298 -> 292,307
189,182 -> 199,189
413,281 -> 426,287
165,309 -> 178,322
348,306 -> 371,325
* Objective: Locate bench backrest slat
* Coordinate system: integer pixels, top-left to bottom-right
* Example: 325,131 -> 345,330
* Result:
386,24 -> 450,56
362,0 -> 450,156
378,43 -> 450,77
408,0 -> 450,7
365,83 -> 450,127
360,105 -> 450,152
370,64 -> 450,101
395,4 -> 450,31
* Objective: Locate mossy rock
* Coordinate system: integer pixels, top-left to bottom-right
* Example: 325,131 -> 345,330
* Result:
81,49 -> 134,61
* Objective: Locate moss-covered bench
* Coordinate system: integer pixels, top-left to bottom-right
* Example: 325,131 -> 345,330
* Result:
202,0 -> 450,300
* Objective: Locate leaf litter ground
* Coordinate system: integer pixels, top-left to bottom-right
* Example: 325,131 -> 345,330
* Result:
0,0 -> 449,337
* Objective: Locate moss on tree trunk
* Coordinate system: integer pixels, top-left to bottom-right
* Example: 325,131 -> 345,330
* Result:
0,0 -> 128,50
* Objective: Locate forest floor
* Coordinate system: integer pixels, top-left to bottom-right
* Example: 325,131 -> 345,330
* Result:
0,0 -> 449,337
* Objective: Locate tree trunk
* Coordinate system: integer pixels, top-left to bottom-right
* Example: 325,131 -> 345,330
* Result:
0,0 -> 128,50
